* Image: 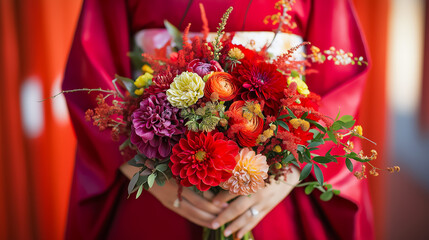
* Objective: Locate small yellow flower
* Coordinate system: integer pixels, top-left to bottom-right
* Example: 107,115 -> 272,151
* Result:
134,73 -> 153,88
228,47 -> 245,60
134,88 -> 144,96
141,64 -> 154,74
289,118 -> 310,131
287,76 -> 310,96
352,125 -> 363,136
166,72 -> 205,108
273,145 -> 282,153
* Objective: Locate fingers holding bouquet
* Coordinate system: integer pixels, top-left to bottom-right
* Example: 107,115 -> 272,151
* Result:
210,165 -> 301,238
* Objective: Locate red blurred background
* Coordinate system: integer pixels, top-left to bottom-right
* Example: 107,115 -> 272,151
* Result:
0,0 -> 428,239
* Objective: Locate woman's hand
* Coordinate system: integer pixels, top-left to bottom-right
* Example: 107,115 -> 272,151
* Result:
119,163 -> 223,229
210,166 -> 301,238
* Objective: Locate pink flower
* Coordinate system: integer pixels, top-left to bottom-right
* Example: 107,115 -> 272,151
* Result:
187,59 -> 223,77
220,148 -> 269,195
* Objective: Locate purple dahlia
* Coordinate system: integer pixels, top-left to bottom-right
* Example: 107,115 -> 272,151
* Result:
130,92 -> 185,159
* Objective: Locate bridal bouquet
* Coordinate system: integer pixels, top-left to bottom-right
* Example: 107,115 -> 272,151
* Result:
78,1 -> 398,239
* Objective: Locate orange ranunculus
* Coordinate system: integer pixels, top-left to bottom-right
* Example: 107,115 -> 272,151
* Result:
226,101 -> 264,147
204,72 -> 238,101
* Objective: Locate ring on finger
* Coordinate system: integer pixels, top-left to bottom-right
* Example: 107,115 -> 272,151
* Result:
173,198 -> 181,208
249,207 -> 259,217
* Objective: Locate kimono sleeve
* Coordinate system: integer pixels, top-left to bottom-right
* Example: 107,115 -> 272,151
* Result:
62,0 -> 131,202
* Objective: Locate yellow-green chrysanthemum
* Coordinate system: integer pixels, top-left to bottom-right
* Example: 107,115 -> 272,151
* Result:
167,72 -> 205,108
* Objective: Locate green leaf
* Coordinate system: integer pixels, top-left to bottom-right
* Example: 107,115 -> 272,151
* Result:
299,163 -> 312,181
277,114 -> 290,120
305,184 -> 315,195
291,70 -> 299,78
342,120 -> 356,129
277,120 -> 290,131
332,189 -> 341,195
128,154 -> 145,167
128,172 -> 140,195
326,130 -> 337,144
340,115 -> 354,123
155,175 -> 166,186
345,158 -> 353,172
320,191 -> 334,201
290,160 -> 300,168
114,75 -> 138,97
128,45 -> 144,70
331,121 -> 343,131
312,156 -> 332,164
306,119 -> 327,133
164,20 -> 183,49
286,108 -> 297,118
335,109 -> 341,121
135,184 -> 143,199
147,173 -> 157,188
283,154 -> 295,163
314,164 -> 324,185
301,111 -> 309,119
156,163 -> 168,172
324,184 -> 332,190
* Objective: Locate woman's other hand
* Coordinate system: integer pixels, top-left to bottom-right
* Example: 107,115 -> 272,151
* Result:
210,165 -> 301,238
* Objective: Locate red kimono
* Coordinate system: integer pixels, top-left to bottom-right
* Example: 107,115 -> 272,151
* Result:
63,0 -> 374,239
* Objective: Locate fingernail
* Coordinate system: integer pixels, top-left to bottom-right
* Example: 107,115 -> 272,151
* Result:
221,202 -> 228,208
224,230 -> 231,237
212,222 -> 219,229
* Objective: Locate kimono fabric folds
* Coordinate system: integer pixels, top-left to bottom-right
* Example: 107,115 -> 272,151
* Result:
62,0 -> 373,239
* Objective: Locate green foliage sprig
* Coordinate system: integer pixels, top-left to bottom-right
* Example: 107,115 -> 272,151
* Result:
213,7 -> 233,61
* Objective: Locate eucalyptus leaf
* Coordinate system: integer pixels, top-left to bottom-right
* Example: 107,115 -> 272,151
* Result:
314,164 -> 324,185
320,191 -> 334,201
135,184 -> 143,199
332,189 -> 341,195
147,173 -> 157,188
128,172 -> 139,195
156,163 -> 168,172
299,163 -> 312,181
305,184 -> 315,195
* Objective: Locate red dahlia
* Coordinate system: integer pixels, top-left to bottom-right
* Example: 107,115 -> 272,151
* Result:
169,131 -> 239,191
233,61 -> 287,116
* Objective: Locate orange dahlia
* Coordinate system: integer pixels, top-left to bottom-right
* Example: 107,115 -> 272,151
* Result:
169,131 -> 239,191
226,101 -> 264,147
204,72 -> 238,101
220,148 -> 269,195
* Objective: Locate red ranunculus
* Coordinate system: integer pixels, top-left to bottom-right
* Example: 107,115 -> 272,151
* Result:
169,131 -> 239,191
226,101 -> 264,147
204,72 -> 238,101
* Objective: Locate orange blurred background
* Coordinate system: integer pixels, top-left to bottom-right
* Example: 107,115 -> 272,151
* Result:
0,0 -> 428,239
